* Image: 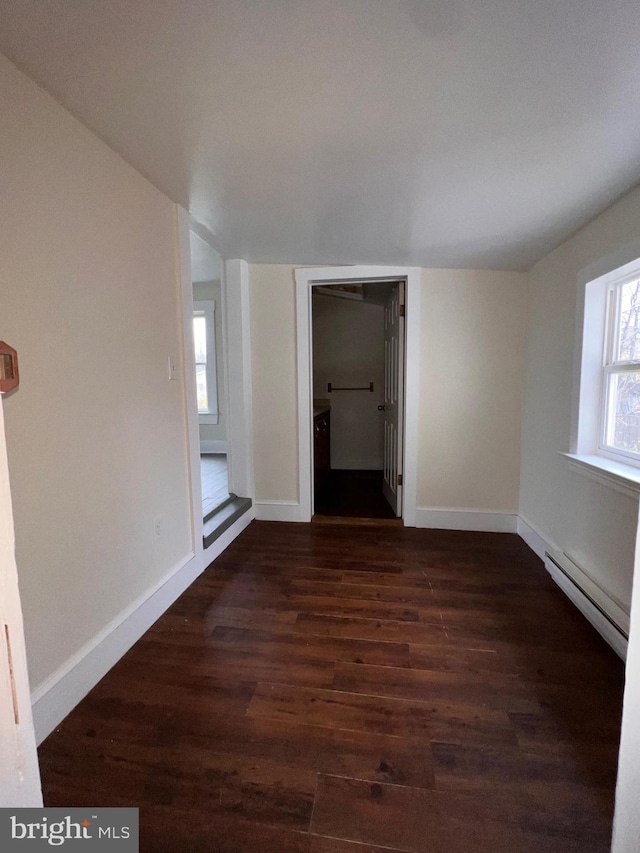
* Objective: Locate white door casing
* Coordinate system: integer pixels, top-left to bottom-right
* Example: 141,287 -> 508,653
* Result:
0,394 -> 42,806
382,283 -> 405,516
177,209 -> 255,553
295,265 -> 421,525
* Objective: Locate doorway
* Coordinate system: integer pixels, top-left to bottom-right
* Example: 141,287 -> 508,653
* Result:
295,265 -> 421,525
311,282 -> 404,519
188,232 -> 231,520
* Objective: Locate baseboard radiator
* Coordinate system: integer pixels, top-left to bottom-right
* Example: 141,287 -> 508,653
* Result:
544,551 -> 629,661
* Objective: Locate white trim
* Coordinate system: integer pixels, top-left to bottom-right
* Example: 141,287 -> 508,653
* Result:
31,501 -> 255,745
544,554 -> 627,660
562,452 -> 640,500
295,273 -> 313,521
517,513 -> 629,660
549,549 -> 630,635
571,269 -> 608,455
200,440 -> 228,454
225,260 -> 255,500
254,500 -> 308,522
403,274 -> 420,526
415,507 -> 517,532
294,265 -> 421,525
572,241 -> 640,456
176,207 -> 203,553
32,551 -> 197,744
516,514 -> 553,562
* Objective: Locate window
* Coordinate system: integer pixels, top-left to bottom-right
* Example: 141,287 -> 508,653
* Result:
569,253 -> 640,491
193,300 -> 218,424
601,276 -> 640,464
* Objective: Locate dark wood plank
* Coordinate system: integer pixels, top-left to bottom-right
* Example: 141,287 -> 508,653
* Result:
410,644 -> 508,675
37,521 -> 622,852
247,682 -> 432,738
140,805 -> 311,853
130,638 -> 336,688
49,699 -> 435,791
218,590 -> 424,623
209,624 -> 411,668
428,704 -> 518,749
517,780 -> 615,846
309,837 -> 400,852
310,775 -> 528,853
293,613 -> 449,645
333,661 -> 540,713
292,577 -> 438,606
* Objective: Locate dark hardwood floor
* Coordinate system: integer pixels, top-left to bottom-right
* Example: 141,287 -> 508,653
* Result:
38,522 -> 625,852
314,469 -> 396,518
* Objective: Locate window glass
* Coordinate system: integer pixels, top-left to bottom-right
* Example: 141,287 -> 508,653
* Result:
195,364 -> 208,412
605,371 -> 640,454
193,302 -> 218,418
193,315 -> 207,365
193,314 -> 209,412
616,278 -> 640,362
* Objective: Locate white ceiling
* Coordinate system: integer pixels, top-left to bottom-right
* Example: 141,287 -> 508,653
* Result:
1,0 -> 640,270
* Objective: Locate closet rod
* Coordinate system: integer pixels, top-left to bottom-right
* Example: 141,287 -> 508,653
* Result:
327,382 -> 374,392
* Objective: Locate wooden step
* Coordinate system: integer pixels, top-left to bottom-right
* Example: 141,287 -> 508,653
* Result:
203,496 -> 252,549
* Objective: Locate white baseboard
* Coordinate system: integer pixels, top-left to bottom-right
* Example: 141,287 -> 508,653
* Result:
415,507 -> 517,533
31,510 -> 253,745
200,440 -> 227,454
254,500 -> 310,522
544,553 -> 628,660
517,513 -> 628,660
31,552 -> 197,744
516,514 -> 555,561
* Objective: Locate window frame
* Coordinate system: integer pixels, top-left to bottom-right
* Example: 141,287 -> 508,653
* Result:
564,249 -> 640,498
193,299 -> 219,425
598,274 -> 640,468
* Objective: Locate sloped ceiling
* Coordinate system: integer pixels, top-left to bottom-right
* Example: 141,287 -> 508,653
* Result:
1,0 -> 640,269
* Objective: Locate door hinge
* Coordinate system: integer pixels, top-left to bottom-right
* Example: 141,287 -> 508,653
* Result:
397,473 -> 403,486
399,304 -> 405,317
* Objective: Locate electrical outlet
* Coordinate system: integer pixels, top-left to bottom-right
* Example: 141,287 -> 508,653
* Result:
153,517 -> 162,539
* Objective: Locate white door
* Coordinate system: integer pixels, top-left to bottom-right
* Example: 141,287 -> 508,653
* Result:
382,283 -> 405,516
0,394 -> 42,806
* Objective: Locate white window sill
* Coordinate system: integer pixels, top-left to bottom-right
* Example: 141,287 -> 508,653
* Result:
199,413 -> 219,425
561,452 -> 640,499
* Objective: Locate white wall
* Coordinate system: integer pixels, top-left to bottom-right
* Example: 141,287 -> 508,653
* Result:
520,185 -> 640,616
312,294 -> 385,470
250,265 -> 299,502
418,269 -> 526,513
193,279 -> 227,445
250,264 -> 526,519
0,53 -> 192,692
